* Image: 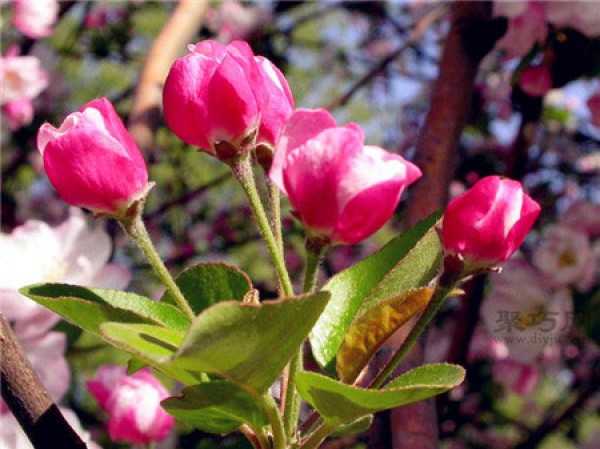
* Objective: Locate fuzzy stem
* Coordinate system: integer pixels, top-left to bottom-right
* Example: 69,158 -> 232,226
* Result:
118,213 -> 194,320
231,156 -> 294,297
283,239 -> 329,438
267,178 -> 284,256
262,394 -> 287,449
298,423 -> 337,449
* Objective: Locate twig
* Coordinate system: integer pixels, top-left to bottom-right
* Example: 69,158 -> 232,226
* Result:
0,314 -> 87,449
327,4 -> 447,110
128,0 -> 209,151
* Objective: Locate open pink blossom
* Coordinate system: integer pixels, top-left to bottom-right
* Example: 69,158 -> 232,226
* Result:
0,209 -> 130,340
270,108 -> 421,245
519,65 -> 552,98
37,98 -> 149,215
0,47 -> 49,105
87,366 -> 174,444
164,40 -> 282,158
532,224 -> 596,291
441,176 -> 540,268
481,260 -> 572,362
12,0 -> 59,39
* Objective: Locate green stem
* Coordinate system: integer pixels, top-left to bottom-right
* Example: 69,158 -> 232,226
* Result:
266,178 -> 284,256
283,348 -> 302,439
231,156 -> 294,297
298,423 -> 336,449
262,394 -> 287,449
283,239 -> 329,438
118,213 -> 194,321
367,272 -> 459,389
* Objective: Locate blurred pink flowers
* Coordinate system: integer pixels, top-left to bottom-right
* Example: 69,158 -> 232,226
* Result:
87,366 -> 174,444
441,176 -> 540,268
3,97 -> 34,131
0,46 -> 48,105
481,260 -> 572,362
12,0 -> 59,39
37,97 -> 149,215
270,108 -> 421,245
163,40 -> 293,158
0,209 -> 128,449
532,224 -> 596,291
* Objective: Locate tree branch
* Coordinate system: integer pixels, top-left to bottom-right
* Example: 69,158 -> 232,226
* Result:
0,314 -> 87,449
128,0 -> 209,151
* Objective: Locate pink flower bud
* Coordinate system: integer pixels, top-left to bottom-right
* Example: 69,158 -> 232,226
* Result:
255,56 -> 294,149
518,65 -> 552,97
37,98 -> 149,215
163,40 -> 272,158
441,176 -> 541,267
270,108 -> 422,245
87,366 -> 174,444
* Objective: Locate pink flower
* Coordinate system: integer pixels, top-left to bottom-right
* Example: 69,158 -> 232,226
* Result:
532,224 -> 596,291
518,65 -> 553,98
481,260 -> 572,362
561,201 -> 600,237
37,98 -> 149,215
164,40 -> 288,159
0,47 -> 49,105
12,0 -> 59,39
270,108 -> 422,245
3,97 -> 33,130
441,176 -> 540,267
255,56 -> 294,150
87,366 -> 174,444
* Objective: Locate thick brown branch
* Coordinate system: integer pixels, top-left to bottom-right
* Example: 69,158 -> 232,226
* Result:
392,3 -> 503,449
405,1 -> 503,227
128,0 -> 208,151
0,314 -> 87,449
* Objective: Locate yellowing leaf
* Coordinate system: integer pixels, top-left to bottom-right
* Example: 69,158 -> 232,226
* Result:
337,288 -> 433,383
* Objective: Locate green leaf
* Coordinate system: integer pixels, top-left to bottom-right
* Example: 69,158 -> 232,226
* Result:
330,415 -> 373,437
100,322 -> 200,385
169,292 -> 330,394
337,288 -> 433,383
310,213 -> 443,372
20,283 -> 190,334
296,363 -> 465,425
161,380 -> 268,434
161,263 -> 253,314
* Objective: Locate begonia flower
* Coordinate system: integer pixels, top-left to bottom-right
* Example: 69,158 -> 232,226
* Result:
441,176 -> 540,268
270,108 -> 421,245
164,40 -> 292,160
37,98 -> 149,215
